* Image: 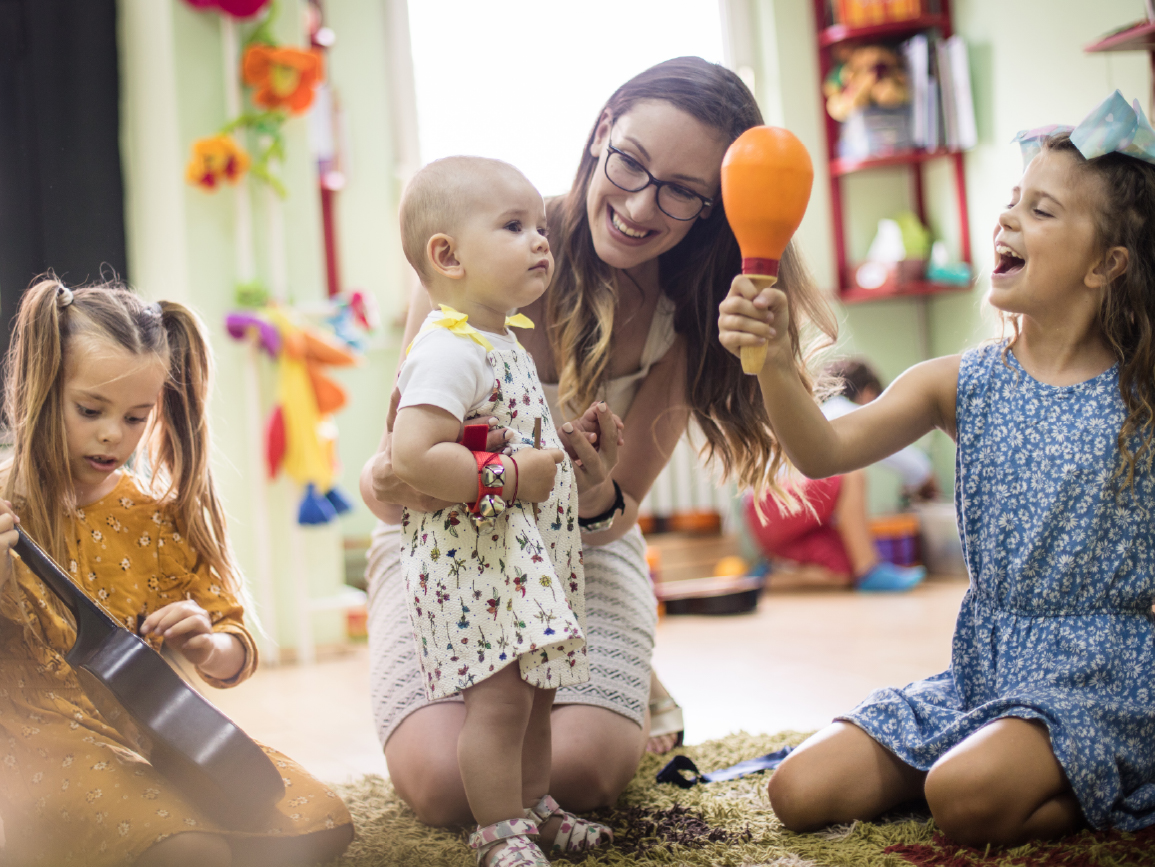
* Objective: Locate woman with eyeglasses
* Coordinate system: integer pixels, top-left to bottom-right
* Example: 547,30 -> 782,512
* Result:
359,56 -> 837,835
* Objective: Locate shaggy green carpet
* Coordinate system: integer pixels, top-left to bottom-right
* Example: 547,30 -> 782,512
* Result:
330,731 -> 1155,867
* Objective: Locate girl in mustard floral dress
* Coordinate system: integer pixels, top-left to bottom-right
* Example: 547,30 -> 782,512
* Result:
0,279 -> 352,866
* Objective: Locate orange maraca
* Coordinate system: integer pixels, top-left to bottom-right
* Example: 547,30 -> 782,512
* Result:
721,126 -> 813,374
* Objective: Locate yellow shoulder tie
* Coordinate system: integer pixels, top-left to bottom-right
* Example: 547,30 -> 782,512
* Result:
407,306 -> 535,354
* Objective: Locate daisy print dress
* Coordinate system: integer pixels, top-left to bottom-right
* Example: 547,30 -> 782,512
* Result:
844,343 -> 1155,830
400,323 -> 588,700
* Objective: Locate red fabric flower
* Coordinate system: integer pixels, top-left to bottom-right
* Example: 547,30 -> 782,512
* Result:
182,0 -> 270,18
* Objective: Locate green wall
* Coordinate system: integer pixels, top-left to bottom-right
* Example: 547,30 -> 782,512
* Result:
117,0 -> 408,652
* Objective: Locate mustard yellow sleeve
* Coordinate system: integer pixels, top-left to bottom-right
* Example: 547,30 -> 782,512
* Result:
156,517 -> 259,688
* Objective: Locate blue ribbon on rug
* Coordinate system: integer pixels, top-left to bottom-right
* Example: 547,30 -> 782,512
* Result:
656,746 -> 794,788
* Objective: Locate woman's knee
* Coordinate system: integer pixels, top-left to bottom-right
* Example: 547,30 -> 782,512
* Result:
392,750 -> 471,826
385,708 -> 473,827
550,707 -> 644,810
551,754 -> 630,810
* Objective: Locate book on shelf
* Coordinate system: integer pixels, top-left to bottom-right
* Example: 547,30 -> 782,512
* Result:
901,31 -> 975,152
946,35 -> 977,148
903,33 -> 929,146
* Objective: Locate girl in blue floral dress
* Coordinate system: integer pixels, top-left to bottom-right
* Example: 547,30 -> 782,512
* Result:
718,90 -> 1155,847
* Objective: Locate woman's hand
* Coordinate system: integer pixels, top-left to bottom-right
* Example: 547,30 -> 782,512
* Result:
561,401 -> 621,499
368,387 -> 514,512
558,400 -> 625,456
718,275 -> 792,370
140,601 -> 244,680
0,502 -> 19,584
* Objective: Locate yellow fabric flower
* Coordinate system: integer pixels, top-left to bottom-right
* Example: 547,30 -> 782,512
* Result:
185,134 -> 250,191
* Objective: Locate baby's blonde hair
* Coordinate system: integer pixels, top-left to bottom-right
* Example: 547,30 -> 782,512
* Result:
399,156 -> 528,281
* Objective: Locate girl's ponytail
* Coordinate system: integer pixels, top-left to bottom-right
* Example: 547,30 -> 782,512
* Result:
153,301 -> 240,594
3,277 -> 79,565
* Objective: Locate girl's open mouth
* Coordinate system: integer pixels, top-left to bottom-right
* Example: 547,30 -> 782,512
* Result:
994,243 -> 1025,276
608,206 -> 652,242
85,455 -> 118,472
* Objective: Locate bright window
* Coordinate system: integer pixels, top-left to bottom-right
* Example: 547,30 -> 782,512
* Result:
407,1 -> 726,196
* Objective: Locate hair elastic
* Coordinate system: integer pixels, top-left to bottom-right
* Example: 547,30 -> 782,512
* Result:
55,285 -> 73,309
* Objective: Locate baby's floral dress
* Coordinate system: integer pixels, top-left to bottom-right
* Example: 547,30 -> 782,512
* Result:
0,474 -> 351,864
401,333 -> 588,699
844,343 -> 1155,830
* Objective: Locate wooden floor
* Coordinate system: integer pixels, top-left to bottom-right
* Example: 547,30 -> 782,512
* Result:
211,575 -> 970,784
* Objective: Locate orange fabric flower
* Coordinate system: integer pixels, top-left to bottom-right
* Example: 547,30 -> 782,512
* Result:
185,134 -> 250,190
242,45 -> 324,114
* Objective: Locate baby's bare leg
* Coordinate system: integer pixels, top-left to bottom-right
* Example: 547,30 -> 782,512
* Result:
925,718 -> 1083,846
522,686 -> 556,806
767,722 -> 926,831
459,663 -> 536,827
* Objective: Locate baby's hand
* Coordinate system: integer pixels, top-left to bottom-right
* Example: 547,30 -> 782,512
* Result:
512,448 -> 564,503
718,275 -> 792,369
0,502 -> 19,583
140,600 -> 226,670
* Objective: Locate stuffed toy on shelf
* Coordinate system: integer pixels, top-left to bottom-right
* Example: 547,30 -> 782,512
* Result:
823,44 -> 910,123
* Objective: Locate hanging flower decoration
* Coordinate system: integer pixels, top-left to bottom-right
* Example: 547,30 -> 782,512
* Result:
185,134 -> 251,190
183,0 -> 272,18
242,44 -> 325,115
185,1 -> 327,197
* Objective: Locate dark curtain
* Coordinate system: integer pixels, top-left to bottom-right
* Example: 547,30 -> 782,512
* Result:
0,0 -> 127,364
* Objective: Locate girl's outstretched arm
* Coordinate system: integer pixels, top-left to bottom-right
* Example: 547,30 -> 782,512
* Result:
719,276 -> 960,479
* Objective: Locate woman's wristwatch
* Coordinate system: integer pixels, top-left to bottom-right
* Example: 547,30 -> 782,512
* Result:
578,479 -> 625,533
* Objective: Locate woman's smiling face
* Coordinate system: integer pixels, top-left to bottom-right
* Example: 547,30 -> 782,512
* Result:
585,99 -> 730,270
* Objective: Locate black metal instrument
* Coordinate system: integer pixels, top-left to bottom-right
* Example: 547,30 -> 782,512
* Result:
13,527 -> 285,828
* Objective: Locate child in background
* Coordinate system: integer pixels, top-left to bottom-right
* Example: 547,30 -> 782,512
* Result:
719,91 -> 1155,845
0,280 -> 352,866
745,357 -> 932,591
391,156 -> 614,866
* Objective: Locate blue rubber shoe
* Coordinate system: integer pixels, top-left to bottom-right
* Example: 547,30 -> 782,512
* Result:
856,562 -> 927,592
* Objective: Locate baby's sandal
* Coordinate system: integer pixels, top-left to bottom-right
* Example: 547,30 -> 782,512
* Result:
526,794 -> 614,858
468,817 -> 549,867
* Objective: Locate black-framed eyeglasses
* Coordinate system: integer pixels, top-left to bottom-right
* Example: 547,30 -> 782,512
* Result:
604,142 -> 714,221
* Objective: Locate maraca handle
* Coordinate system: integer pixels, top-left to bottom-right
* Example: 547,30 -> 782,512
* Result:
739,274 -> 778,375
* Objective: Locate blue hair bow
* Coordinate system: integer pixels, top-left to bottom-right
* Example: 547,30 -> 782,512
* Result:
1012,90 -> 1155,168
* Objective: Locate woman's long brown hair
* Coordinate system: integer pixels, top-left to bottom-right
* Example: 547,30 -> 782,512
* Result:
545,56 -> 838,500
2,277 -> 241,593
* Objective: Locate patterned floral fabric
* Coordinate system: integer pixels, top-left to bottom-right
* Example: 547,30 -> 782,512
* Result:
0,474 -> 350,865
400,336 -> 588,699
844,343 -> 1155,830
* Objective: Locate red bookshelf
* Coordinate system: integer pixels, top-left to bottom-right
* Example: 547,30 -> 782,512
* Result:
1084,19 -> 1155,52
819,14 -> 951,48
1084,19 -> 1155,113
812,0 -> 973,302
